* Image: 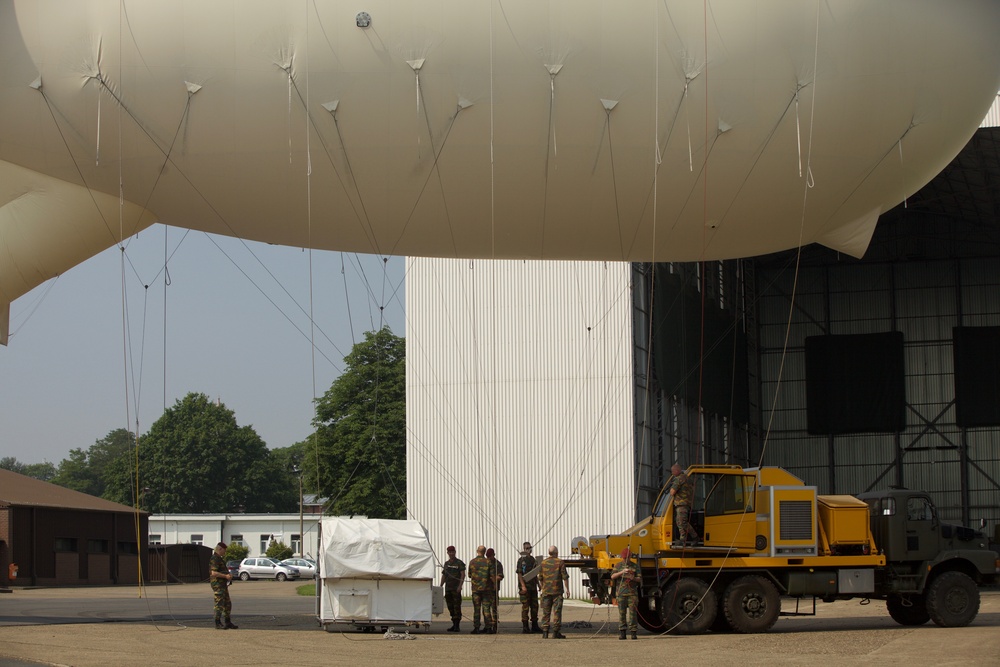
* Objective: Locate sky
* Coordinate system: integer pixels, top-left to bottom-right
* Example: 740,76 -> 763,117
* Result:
0,226 -> 405,466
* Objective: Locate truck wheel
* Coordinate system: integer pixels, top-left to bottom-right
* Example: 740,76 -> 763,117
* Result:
723,575 -> 780,634
636,595 -> 665,633
660,578 -> 717,635
710,597 -> 734,633
925,571 -> 980,627
886,594 -> 929,626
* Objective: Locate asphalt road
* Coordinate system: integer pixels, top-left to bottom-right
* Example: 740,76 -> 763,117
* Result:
1,583 -> 998,666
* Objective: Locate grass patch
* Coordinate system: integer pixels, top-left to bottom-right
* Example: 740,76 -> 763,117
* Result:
296,582 -> 316,596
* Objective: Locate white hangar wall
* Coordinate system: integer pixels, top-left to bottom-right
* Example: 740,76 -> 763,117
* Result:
405,258 -> 635,597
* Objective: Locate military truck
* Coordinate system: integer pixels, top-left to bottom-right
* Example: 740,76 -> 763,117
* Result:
569,465 -> 999,634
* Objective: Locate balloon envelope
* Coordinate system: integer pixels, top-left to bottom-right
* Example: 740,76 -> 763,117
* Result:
3,0 -> 1000,343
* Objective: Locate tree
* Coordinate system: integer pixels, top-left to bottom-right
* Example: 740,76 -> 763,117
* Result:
314,327 -> 406,519
1,457 -> 56,481
103,392 -> 297,513
50,428 -> 135,497
225,543 -> 249,563
265,540 -> 293,561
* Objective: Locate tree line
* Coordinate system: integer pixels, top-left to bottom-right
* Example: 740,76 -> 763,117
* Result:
0,327 -> 406,519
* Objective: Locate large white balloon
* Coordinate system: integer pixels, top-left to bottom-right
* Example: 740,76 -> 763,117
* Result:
3,0 -> 1000,343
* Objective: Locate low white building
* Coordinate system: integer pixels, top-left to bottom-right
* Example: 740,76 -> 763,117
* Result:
148,514 -> 321,560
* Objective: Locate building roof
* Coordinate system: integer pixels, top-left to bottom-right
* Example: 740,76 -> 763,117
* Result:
0,468 -> 142,514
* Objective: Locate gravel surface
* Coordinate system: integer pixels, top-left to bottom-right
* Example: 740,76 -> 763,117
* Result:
0,584 -> 997,666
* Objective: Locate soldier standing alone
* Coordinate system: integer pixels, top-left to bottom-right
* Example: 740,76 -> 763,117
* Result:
537,545 -> 570,639
610,547 -> 638,639
516,541 -> 541,633
440,545 -> 466,632
670,463 -> 699,545
208,542 -> 238,630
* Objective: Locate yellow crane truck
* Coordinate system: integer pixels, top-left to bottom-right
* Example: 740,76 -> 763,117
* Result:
568,465 -> 999,634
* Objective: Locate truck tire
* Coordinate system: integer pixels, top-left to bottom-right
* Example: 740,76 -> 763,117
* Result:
710,597 -> 734,633
925,571 -> 980,628
660,578 -> 717,635
723,575 -> 780,634
886,593 -> 929,626
636,594 -> 665,633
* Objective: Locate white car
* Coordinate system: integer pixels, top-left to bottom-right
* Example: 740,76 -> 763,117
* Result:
238,557 -> 300,581
281,558 -> 318,578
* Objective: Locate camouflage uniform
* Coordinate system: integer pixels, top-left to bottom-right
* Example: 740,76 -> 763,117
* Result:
537,556 -> 569,634
467,555 -> 495,631
671,472 -> 698,542
485,556 -> 504,631
515,552 -> 538,625
612,559 -> 639,633
208,552 -> 232,622
441,556 -> 466,625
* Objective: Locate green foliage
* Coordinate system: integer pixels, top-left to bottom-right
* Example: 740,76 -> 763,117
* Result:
265,539 -> 293,561
50,428 -> 135,497
225,543 -> 249,562
102,392 -> 298,513
1,457 -> 56,481
314,327 -> 406,519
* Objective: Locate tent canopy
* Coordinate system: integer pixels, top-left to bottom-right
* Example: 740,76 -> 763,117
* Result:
320,517 -> 436,580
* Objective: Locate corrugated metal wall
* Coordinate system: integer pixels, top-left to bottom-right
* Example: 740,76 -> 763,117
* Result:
756,256 -> 1000,526
980,93 -> 1000,128
406,258 -> 635,597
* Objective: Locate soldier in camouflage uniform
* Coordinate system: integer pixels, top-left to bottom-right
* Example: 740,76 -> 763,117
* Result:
209,542 -> 238,630
670,463 -> 699,545
440,545 -> 466,632
516,541 -> 541,633
467,545 -> 492,634
537,545 -> 569,639
484,548 -> 504,633
610,547 -> 639,639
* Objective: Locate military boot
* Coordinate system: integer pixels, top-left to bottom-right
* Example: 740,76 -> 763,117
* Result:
553,631 -> 567,639
531,620 -> 542,633
470,626 -> 481,634
542,630 -> 549,639
522,621 -> 530,634
224,619 -> 239,630
630,632 -> 637,640
619,630 -> 627,640
214,617 -> 225,630
447,620 -> 459,632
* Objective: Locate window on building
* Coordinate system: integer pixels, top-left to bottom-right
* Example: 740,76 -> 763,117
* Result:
118,541 -> 139,555
230,534 -> 244,547
260,534 -> 271,554
54,537 -> 78,553
87,539 -> 109,554
190,534 -> 204,546
149,534 -> 162,545
291,534 -> 301,555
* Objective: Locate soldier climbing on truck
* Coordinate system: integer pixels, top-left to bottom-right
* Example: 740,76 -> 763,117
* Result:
568,465 -> 999,635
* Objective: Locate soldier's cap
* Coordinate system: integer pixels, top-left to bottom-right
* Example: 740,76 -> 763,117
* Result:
446,546 -> 456,552
485,548 -> 495,558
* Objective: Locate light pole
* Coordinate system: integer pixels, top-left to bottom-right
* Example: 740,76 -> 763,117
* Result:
293,465 -> 303,557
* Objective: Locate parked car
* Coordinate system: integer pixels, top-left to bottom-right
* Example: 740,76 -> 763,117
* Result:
226,560 -> 241,578
281,558 -> 318,578
238,557 -> 300,581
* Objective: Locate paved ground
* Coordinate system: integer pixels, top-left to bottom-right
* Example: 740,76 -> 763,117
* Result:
1,583 -> 998,666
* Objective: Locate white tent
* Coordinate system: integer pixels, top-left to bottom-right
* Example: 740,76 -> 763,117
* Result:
317,517 -> 441,630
